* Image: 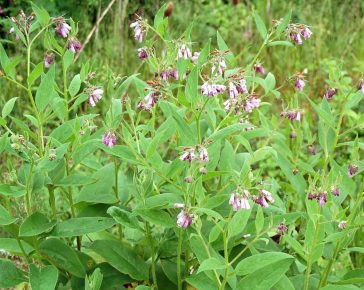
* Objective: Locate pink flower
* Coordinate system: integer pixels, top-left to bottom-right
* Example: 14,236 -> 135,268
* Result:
358,80 -> 364,94
89,88 -> 103,107
229,190 -> 251,211
130,19 -> 145,42
177,44 -> 192,60
191,52 -> 200,63
137,47 -> 149,60
324,88 -> 337,101
68,39 -> 82,53
237,78 -> 248,94
295,78 -> 305,91
102,130 -> 116,148
254,63 -> 265,75
201,82 -> 226,97
211,60 -> 226,75
331,186 -> 340,197
177,210 -> 193,228
199,147 -> 209,163
318,192 -> 328,206
338,221 -> 347,231
179,148 -> 195,162
301,27 -> 312,40
55,21 -> 71,38
286,110 -> 301,121
290,32 -> 302,45
44,53 -> 55,68
348,164 -> 358,177
253,190 -> 274,208
228,82 -> 239,98
137,91 -> 159,112
277,223 -> 288,235
244,97 -> 261,113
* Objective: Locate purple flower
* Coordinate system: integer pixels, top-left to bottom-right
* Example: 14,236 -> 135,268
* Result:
286,111 -> 301,122
130,19 -> 145,42
211,60 -> 226,75
254,63 -> 265,75
237,78 -> 248,94
244,96 -> 261,113
55,21 -> 71,38
89,88 -> 103,107
179,148 -> 196,162
44,53 -> 55,68
160,69 -> 179,82
177,210 -> 193,228
191,52 -> 200,63
338,221 -> 347,231
324,88 -> 337,101
68,39 -> 82,53
199,147 -> 209,163
290,32 -> 302,45
229,190 -> 251,211
277,223 -> 288,235
228,82 -> 239,98
137,47 -> 149,60
348,164 -> 358,177
331,186 -> 340,197
301,27 -> 312,40
137,91 -> 159,112
358,80 -> 364,94
254,190 -> 274,208
307,193 -> 317,200
318,192 -> 328,206
102,130 -> 117,148
177,44 -> 192,60
201,82 -> 226,97
295,78 -> 305,91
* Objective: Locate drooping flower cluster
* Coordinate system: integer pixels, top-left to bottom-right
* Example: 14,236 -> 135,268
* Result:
137,47 -> 149,60
177,44 -> 192,60
137,89 -> 160,112
308,187 -> 340,206
294,74 -> 306,91
174,204 -> 193,229
55,18 -> 71,38
211,59 -> 226,76
324,88 -> 338,101
179,146 -> 209,163
254,63 -> 265,75
102,130 -> 117,148
253,189 -> 275,208
44,53 -> 55,68
229,190 -> 251,211
338,221 -> 347,231
348,164 -> 358,177
277,223 -> 288,236
68,38 -> 82,53
160,68 -> 179,81
286,24 -> 312,45
130,17 -> 147,43
201,82 -> 226,97
88,88 -> 104,107
281,110 -> 301,122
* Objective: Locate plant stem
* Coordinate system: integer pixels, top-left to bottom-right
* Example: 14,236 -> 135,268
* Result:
146,223 -> 158,289
47,185 -> 57,219
177,229 -> 183,290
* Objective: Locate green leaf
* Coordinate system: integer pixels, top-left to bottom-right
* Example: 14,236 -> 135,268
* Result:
35,65 -> 56,112
63,50 -> 74,71
197,257 -> 225,273
267,40 -> 294,47
0,43 -> 15,78
133,209 -> 175,228
185,66 -> 198,105
0,204 -> 17,225
253,12 -> 268,40
265,72 -> 276,91
85,268 -> 103,290
69,74 -> 82,97
237,258 -> 293,290
154,4 -> 167,37
29,264 -> 58,290
52,217 -> 116,237
228,209 -> 251,238
91,240 -> 149,280
28,62 -> 44,86
197,39 -> 211,67
55,173 -> 96,186
235,252 -> 294,276
107,206 -> 141,230
38,238 -> 86,278
19,212 -> 56,237
0,238 -> 34,255
209,123 -> 249,142
0,259 -> 26,288
186,272 -> 218,290
216,31 -> 235,65
255,206 -> 264,234
31,2 -> 50,26
276,11 -> 291,34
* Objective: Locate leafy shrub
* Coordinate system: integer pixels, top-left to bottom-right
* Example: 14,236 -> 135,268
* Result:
0,3 -> 363,290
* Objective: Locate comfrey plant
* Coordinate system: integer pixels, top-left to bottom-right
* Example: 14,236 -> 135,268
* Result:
0,4 -> 363,290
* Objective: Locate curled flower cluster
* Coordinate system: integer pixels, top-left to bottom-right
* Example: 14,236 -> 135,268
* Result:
324,88 -> 338,101
102,130 -> 117,148
254,63 -> 265,75
308,187 -> 340,206
130,17 -> 146,42
201,82 -> 226,97
174,204 -> 193,229
88,88 -> 103,107
160,68 -> 179,81
68,38 -> 82,53
55,19 -> 71,38
179,146 -> 209,163
253,189 -> 275,208
281,110 -> 301,122
137,90 -> 160,112
348,164 -> 358,177
229,190 -> 251,211
137,47 -> 149,60
286,24 -> 312,45
44,53 -> 55,68
177,44 -> 192,60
